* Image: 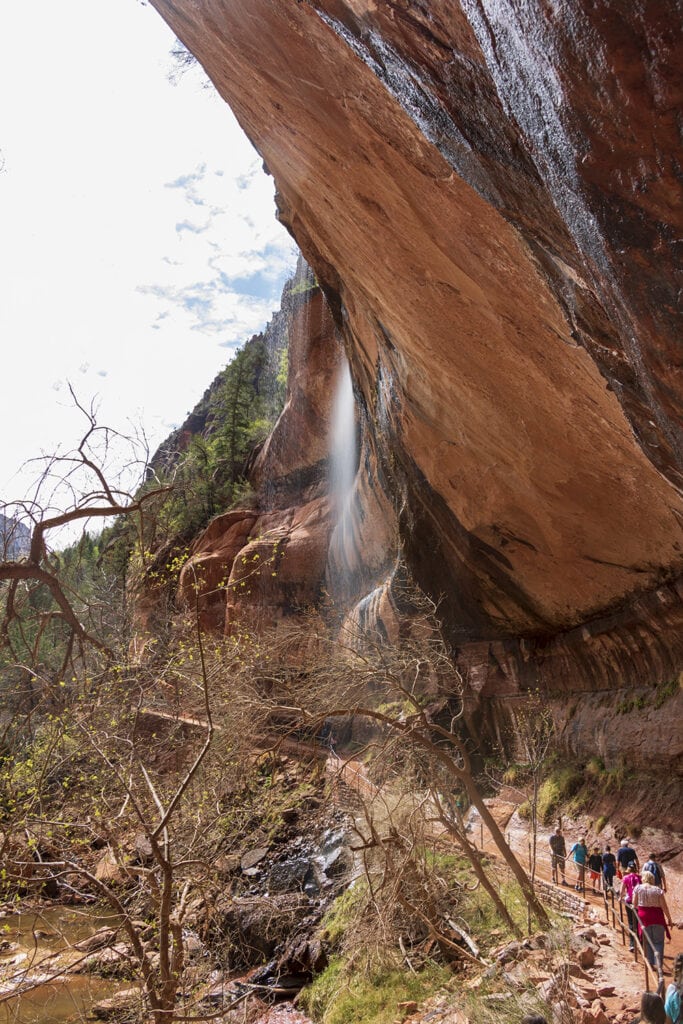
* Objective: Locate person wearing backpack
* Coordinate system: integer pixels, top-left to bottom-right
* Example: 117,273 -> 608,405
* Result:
642,853 -> 666,892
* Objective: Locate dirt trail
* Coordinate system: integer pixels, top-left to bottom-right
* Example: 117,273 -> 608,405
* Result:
327,753 -> 682,1022
467,799 -> 683,1002
489,803 -> 683,962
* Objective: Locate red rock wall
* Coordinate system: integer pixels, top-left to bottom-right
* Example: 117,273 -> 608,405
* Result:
156,1 -> 683,756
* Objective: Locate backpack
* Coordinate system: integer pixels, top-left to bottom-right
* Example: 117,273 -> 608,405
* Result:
643,859 -> 662,886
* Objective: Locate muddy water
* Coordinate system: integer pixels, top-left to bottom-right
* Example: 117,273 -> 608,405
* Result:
0,906 -> 128,1024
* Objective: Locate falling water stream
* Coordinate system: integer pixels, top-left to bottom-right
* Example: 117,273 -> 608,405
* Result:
327,357 -> 358,602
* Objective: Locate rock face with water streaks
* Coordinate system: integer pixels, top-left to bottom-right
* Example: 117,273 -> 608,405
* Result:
155,1 -> 683,765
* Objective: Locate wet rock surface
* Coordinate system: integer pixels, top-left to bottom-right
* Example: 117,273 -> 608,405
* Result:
150,0 -> 683,775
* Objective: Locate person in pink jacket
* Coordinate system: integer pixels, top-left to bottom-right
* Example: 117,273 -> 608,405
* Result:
619,862 -> 641,952
633,870 -> 673,969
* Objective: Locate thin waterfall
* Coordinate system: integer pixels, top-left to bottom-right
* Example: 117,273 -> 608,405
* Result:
328,357 -> 358,599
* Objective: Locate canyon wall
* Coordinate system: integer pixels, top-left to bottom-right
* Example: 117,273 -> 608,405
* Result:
157,1 -> 683,768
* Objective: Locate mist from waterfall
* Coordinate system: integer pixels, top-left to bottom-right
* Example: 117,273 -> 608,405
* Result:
328,357 -> 358,599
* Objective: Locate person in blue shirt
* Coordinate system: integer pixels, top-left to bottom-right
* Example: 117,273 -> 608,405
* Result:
570,837 -> 588,891
664,952 -> 683,1024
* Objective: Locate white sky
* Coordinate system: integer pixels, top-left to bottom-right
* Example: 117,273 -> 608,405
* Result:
0,0 -> 298,507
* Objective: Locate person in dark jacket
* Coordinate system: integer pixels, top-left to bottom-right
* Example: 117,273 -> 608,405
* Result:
617,839 -> 640,878
603,844 -> 618,891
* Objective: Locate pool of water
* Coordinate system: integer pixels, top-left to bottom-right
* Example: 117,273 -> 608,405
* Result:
0,906 -> 130,1024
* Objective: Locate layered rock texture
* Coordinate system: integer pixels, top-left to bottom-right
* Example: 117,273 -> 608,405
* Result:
155,1 -> 683,767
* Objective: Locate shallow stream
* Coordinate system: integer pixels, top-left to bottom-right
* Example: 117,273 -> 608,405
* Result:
0,906 -> 127,1024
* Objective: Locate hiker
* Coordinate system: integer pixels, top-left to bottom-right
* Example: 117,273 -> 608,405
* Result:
603,844 -> 618,891
549,826 -> 567,885
664,951 -> 683,1024
588,845 -> 603,892
617,838 -> 640,878
642,853 -> 666,892
634,992 -> 666,1024
570,836 -> 588,891
633,870 -> 673,969
619,861 -> 642,952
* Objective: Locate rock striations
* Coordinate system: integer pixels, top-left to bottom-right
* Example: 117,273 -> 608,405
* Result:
157,1 -> 683,769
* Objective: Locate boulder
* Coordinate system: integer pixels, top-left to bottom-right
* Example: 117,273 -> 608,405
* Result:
214,894 -> 311,967
90,988 -> 141,1020
73,927 -> 118,953
241,848 -> 269,872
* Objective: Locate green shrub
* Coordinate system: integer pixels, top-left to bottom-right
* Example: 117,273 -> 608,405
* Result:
460,877 -> 529,943
300,959 -> 449,1024
585,756 -> 605,779
536,767 -> 583,823
653,677 -> 680,710
603,760 -> 632,792
321,885 -> 365,949
502,763 -> 528,786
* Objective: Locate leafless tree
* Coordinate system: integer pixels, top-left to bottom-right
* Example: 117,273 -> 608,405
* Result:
256,601 -> 550,933
0,389 -> 171,671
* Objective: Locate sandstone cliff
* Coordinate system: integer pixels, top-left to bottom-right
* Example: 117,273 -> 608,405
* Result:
156,1 -> 682,769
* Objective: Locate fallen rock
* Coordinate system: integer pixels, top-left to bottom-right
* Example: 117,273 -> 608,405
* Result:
494,940 -> 521,964
73,927 -> 118,953
397,1001 -> 418,1014
90,987 -> 140,1020
215,854 -> 241,876
241,848 -> 269,872
71,944 -> 135,979
577,946 -> 596,969
569,965 -> 594,981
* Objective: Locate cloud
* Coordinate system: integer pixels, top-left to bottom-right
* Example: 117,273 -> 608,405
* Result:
138,157 -> 297,344
165,164 -> 208,207
175,219 -> 209,235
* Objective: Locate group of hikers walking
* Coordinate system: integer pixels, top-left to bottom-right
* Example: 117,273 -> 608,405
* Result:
548,829 -> 674,970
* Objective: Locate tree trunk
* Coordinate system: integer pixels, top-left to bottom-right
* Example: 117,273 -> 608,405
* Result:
460,774 -> 550,930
